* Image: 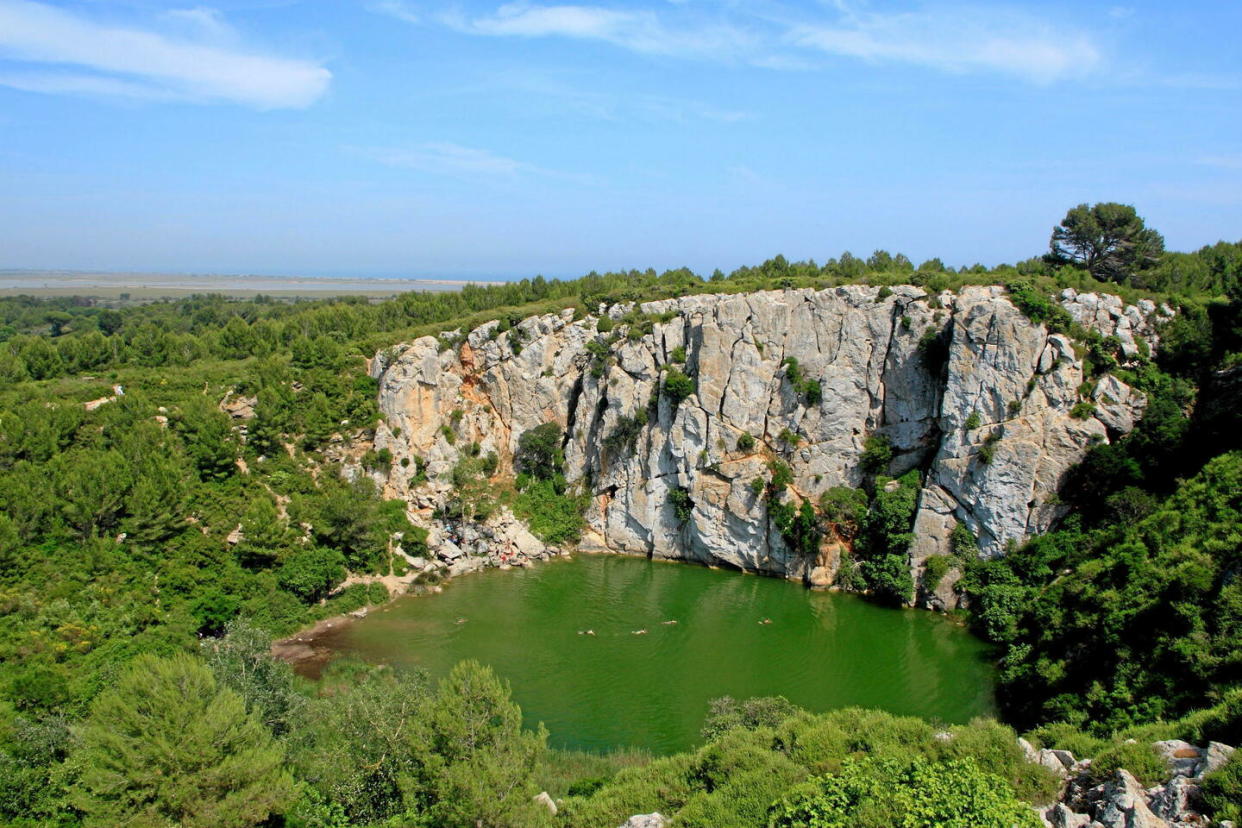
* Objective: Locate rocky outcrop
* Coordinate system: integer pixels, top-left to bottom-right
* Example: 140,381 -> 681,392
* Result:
370,285 -> 1166,595
1037,739 -> 1235,827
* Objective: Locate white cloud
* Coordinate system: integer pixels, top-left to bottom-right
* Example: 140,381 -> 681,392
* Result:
367,1 -> 420,25
161,7 -> 235,41
788,7 -> 1101,83
0,0 -> 330,108
449,2 -> 1103,83
449,3 -> 757,60
363,143 -> 541,177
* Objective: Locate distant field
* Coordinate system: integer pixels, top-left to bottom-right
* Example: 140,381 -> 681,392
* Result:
0,270 -> 505,300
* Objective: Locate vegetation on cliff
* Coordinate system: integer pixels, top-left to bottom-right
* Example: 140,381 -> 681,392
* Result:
0,204 -> 1239,824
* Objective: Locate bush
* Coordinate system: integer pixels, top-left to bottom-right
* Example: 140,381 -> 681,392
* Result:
662,368 -> 696,409
667,487 -> 694,524
516,422 -> 564,480
1070,401 -> 1097,419
736,432 -> 755,452
770,757 -> 1041,828
1087,741 -> 1169,787
277,546 -> 346,603
596,315 -> 614,332
860,434 -> 892,474
701,695 -> 798,742
513,478 -> 588,544
670,345 -> 686,363
921,555 -> 953,589
1201,755 -> 1242,823
819,487 -> 869,540
964,410 -> 982,430
862,554 -> 914,605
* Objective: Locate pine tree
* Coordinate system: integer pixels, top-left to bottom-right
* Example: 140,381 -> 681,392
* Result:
71,653 -> 293,828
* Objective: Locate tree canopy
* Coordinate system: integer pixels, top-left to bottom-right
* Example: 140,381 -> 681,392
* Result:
1049,202 -> 1165,285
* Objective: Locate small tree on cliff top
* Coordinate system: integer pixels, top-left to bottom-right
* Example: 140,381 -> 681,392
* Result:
1049,202 -> 1164,284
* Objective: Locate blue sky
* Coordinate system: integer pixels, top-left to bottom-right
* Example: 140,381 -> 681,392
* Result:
0,0 -> 1239,279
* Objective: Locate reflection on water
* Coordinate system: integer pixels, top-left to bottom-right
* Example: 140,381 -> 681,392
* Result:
303,554 -> 995,753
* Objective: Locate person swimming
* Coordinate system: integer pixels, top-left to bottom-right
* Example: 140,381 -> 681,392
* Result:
631,629 -> 648,635
661,619 -> 678,625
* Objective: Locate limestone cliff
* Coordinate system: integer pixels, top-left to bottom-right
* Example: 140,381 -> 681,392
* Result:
367,285 -> 1167,601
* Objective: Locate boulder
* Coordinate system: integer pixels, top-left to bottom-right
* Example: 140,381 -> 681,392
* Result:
1093,770 -> 1167,828
618,814 -> 666,828
533,791 -> 557,815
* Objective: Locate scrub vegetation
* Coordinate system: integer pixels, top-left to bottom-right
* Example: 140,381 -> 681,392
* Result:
0,204 -> 1240,825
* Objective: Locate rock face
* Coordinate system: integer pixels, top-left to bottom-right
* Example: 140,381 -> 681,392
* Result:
370,285 -> 1165,594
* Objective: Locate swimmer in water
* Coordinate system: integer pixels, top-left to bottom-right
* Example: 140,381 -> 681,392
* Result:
632,629 -> 648,635
455,617 -> 467,624
661,619 -> 678,625
759,617 -> 772,625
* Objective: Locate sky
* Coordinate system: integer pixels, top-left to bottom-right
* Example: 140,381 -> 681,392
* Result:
0,0 -> 1240,280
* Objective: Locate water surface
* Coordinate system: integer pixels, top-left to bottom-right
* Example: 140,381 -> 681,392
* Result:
305,554 -> 995,753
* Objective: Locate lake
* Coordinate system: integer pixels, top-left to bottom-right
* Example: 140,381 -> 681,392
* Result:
300,554 -> 995,753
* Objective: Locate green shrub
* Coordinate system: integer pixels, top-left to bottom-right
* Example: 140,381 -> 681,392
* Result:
921,555 -> 953,589
736,432 -> 755,452
667,487 -> 695,524
778,427 -> 800,447
662,368 -> 696,409
770,757 -> 1041,828
768,460 -> 794,491
596,315 -> 614,332
516,422 -> 564,480
860,434 -> 892,474
670,345 -> 686,363
277,547 -> 346,603
1201,755 -> 1242,823
749,477 -> 765,496
819,487 -> 869,540
964,410 -> 982,430
1070,401 -> 1096,419
1087,741 -> 1167,787
513,479 -> 588,544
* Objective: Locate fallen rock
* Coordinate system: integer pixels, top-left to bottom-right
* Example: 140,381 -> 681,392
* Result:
1154,740 -> 1203,778
1046,803 -> 1092,828
618,814 -> 666,828
1094,769 -> 1167,828
1199,742 -> 1235,777
533,791 -> 557,815
1147,776 -> 1202,824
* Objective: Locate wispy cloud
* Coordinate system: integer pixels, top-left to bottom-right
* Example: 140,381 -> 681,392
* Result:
367,1 -> 420,25
788,6 -> 1101,84
446,2 -> 759,61
361,142 -> 547,177
440,2 -> 1104,84
0,0 -> 330,108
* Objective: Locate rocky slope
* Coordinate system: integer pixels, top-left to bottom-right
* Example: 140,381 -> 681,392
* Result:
366,285 -> 1168,601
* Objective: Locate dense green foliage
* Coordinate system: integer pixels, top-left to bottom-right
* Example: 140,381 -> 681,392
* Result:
1,208 -> 1240,825
770,757 -> 1040,828
69,653 -> 294,827
557,704 -> 1060,828
1050,203 -> 1165,285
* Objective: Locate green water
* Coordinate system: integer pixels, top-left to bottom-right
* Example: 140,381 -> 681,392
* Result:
306,554 -> 995,753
